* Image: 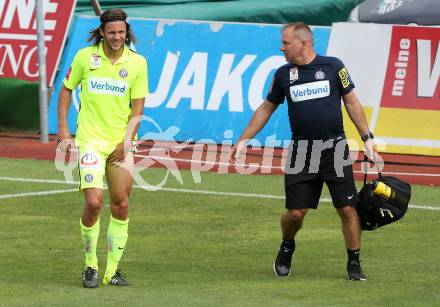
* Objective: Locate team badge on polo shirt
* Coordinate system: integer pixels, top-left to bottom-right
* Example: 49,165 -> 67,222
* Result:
289,67 -> 298,83
315,70 -> 325,80
90,54 -> 101,70
119,68 -> 128,78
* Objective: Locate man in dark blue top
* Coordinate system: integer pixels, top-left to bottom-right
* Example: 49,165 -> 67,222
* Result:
267,55 -> 351,141
231,22 -> 378,281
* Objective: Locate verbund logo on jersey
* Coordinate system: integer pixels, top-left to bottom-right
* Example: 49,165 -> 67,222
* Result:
88,77 -> 128,97
289,80 -> 330,102
381,26 -> 440,110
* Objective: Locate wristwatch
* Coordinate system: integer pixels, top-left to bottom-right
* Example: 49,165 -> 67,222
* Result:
361,131 -> 374,142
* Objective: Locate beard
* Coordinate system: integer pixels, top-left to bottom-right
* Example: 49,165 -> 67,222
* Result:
103,37 -> 125,52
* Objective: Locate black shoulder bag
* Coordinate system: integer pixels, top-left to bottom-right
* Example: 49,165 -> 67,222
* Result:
356,156 -> 411,231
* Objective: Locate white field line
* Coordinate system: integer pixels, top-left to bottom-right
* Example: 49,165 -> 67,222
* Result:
352,170 -> 440,177
0,176 -> 78,185
135,154 -> 440,178
409,205 -> 440,211
133,185 -> 288,200
0,189 -> 77,199
0,176 -> 439,211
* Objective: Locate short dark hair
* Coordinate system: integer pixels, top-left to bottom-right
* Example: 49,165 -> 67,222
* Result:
88,8 -> 137,46
282,22 -> 313,42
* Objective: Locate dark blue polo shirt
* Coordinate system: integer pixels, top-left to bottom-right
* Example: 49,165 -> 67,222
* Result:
266,55 -> 354,141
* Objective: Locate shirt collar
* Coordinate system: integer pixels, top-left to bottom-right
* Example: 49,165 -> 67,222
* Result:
97,41 -> 129,64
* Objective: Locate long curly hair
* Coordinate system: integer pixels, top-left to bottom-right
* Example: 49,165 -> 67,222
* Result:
88,8 -> 137,46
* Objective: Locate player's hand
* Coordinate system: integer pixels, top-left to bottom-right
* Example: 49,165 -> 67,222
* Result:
56,129 -> 73,153
111,143 -> 126,162
364,138 -> 381,163
229,140 -> 247,164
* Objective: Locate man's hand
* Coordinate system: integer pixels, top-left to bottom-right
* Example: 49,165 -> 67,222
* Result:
229,140 -> 247,164
56,129 -> 73,153
109,143 -> 127,163
364,138 -> 381,163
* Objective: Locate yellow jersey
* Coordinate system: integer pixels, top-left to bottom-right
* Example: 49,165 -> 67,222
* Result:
63,42 -> 148,153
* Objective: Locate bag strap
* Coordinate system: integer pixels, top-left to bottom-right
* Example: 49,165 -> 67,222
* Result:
363,155 -> 382,185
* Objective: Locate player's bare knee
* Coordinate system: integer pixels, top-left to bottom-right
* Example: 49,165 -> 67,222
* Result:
85,198 -> 103,214
110,199 -> 129,220
284,209 -> 306,222
112,198 -> 129,210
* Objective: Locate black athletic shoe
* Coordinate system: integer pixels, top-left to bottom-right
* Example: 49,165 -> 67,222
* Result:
274,244 -> 294,277
82,267 -> 98,288
347,260 -> 367,281
103,270 -> 131,286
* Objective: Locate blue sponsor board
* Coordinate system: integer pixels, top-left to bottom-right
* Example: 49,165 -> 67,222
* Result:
48,16 -> 330,146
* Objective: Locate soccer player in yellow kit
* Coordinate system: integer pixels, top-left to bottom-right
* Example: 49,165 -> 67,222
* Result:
57,8 -> 148,288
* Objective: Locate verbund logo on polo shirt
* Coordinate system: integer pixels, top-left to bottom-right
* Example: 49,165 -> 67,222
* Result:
88,77 -> 128,97
290,80 -> 330,102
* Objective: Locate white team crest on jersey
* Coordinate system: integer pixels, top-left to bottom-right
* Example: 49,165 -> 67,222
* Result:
289,67 -> 299,83
119,68 -> 128,78
315,70 -> 325,80
90,54 -> 101,69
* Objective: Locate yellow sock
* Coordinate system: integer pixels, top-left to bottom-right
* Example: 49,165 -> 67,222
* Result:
80,218 -> 100,270
104,216 -> 128,282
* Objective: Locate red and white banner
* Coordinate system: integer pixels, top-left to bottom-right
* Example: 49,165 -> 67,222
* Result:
381,26 -> 440,111
327,22 -> 440,156
0,0 -> 76,85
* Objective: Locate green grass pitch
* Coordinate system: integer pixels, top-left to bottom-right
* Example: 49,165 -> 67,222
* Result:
0,158 -> 439,306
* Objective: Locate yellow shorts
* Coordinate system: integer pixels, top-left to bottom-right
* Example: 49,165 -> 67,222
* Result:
78,148 -> 109,190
